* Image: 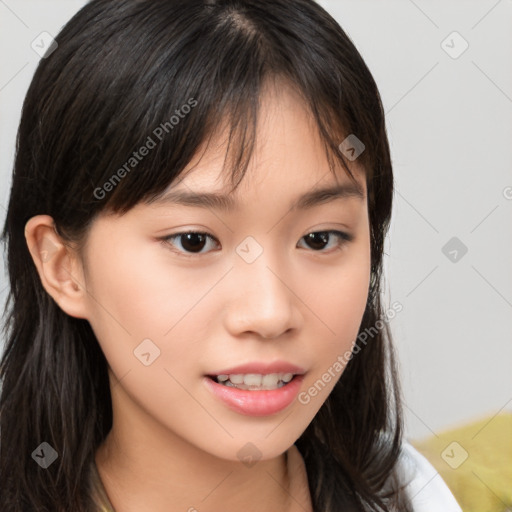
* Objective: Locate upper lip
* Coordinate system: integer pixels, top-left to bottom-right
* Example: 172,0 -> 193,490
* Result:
207,361 -> 306,376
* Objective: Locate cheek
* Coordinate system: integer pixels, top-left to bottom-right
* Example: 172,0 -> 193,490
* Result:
307,241 -> 370,337
84,238 -> 182,331
318,270 -> 369,352
83,237 -> 215,375
82,238 -> 169,361
301,240 -> 371,384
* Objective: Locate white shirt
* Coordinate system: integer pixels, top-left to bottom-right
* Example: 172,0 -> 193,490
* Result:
399,440 -> 463,511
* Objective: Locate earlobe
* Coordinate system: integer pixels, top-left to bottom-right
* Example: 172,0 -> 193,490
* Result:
24,215 -> 89,319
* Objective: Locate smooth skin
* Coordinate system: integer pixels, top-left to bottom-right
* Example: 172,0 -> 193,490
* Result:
25,80 -> 371,512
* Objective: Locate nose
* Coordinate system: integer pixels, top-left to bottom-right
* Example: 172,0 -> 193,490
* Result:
222,252 -> 302,340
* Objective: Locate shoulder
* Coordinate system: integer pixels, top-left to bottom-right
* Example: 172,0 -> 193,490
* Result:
395,440 -> 462,511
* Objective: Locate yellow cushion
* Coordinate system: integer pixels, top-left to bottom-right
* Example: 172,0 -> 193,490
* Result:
410,413 -> 512,512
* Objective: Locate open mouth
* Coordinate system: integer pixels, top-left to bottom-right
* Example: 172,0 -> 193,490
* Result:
206,372 -> 297,391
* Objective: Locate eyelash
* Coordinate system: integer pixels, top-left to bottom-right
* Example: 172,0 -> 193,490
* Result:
159,229 -> 353,258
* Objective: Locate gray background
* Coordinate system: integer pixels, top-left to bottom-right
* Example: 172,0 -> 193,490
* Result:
1,0 -> 511,442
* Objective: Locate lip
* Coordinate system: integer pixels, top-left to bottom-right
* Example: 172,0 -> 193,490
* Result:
203,373 -> 305,416
206,361 -> 306,376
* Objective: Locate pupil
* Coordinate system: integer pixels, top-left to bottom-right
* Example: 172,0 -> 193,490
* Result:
306,232 -> 328,250
182,233 -> 206,253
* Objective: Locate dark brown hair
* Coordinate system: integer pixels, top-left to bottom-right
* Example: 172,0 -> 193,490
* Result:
1,0 -> 412,510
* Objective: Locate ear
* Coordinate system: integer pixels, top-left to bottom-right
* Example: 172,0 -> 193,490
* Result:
24,215 -> 89,319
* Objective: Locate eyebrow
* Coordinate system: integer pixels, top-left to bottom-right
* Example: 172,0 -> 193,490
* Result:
152,182 -> 365,212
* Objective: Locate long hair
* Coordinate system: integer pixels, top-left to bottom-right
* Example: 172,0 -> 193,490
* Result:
0,0 -> 412,510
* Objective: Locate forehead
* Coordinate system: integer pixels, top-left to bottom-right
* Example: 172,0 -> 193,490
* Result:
149,80 -> 367,211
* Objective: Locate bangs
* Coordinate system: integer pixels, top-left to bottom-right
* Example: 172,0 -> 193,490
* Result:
13,0 -> 387,243
113,74 -> 363,214
44,0 -> 377,221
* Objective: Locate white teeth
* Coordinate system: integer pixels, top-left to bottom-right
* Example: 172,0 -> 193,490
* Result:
214,372 -> 296,390
261,374 -> 279,387
229,374 -> 245,384
243,374 -> 262,386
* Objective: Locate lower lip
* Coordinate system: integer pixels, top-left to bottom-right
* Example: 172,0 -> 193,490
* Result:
203,374 -> 305,417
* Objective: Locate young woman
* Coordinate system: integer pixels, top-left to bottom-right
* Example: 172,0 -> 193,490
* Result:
0,0 -> 462,510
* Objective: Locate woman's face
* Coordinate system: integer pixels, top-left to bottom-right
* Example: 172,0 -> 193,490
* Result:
76,83 -> 371,461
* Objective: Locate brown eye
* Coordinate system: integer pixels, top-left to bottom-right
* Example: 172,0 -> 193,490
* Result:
161,231 -> 219,256
298,230 -> 353,252
160,229 -> 353,258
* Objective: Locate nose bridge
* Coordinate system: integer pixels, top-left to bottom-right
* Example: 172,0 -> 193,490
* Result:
225,236 -> 299,338
238,239 -> 290,306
